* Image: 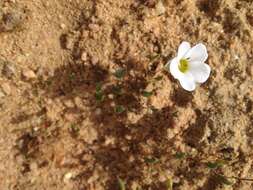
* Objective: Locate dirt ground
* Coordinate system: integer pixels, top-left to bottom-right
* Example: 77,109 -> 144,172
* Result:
0,0 -> 253,189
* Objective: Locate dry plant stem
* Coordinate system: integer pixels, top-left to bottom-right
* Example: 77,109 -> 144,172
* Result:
226,176 -> 253,182
213,171 -> 253,182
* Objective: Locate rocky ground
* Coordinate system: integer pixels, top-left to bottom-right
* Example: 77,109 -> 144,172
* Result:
0,0 -> 253,190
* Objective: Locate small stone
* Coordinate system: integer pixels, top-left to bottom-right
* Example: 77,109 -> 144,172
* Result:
74,97 -> 83,107
95,108 -> 102,115
129,155 -> 135,162
63,99 -> 75,108
33,127 -> 40,132
158,173 -> 167,182
63,172 -> 73,183
104,136 -> 115,145
60,23 -> 66,29
156,1 -> 166,15
1,82 -> 11,95
65,35 -> 75,50
129,70 -> 135,77
88,23 -> 100,32
91,56 -> 99,65
234,55 -> 239,60
0,90 -> 5,98
81,52 -> 87,61
22,69 -> 36,79
108,94 -> 114,99
64,172 -> 72,179
125,135 -> 132,140
110,102 -> 115,107
30,162 -> 38,171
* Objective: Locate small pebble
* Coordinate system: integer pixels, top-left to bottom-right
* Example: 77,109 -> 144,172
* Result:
0,90 -> 5,98
1,82 -> 11,95
108,94 -> 114,99
63,172 -> 73,183
22,69 -> 36,79
81,52 -> 87,61
65,35 -> 75,50
63,99 -> 75,108
30,162 -> 38,171
91,56 -> 99,65
156,1 -> 166,15
74,97 -> 83,107
95,108 -> 102,115
60,23 -> 66,29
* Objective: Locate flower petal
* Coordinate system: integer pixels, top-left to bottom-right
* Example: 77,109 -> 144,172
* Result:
169,57 -> 184,79
189,62 -> 211,83
179,73 -> 196,91
177,41 -> 191,59
185,43 -> 208,62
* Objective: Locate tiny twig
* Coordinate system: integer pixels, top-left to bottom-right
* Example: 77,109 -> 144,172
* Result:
227,176 -> 253,182
213,171 -> 253,182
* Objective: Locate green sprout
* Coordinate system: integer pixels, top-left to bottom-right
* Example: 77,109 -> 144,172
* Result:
154,75 -> 163,81
115,105 -> 126,114
166,178 -> 173,190
174,152 -> 186,159
142,91 -> 153,97
216,175 -> 233,185
118,178 -> 126,190
144,157 -> 159,164
95,83 -> 104,102
206,160 -> 226,169
114,68 -> 126,79
69,72 -> 76,80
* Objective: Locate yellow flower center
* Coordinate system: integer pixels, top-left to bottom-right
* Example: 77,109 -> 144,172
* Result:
178,59 -> 189,73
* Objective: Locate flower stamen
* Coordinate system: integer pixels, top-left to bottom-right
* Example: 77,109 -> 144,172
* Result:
178,59 -> 189,73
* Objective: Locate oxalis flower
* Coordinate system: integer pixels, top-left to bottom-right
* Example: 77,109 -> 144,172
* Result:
166,41 -> 211,91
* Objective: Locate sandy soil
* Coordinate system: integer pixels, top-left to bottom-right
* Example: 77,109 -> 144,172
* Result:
0,0 -> 253,189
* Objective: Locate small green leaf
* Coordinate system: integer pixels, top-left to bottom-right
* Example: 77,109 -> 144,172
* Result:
115,105 -> 126,114
150,54 -> 160,61
95,83 -> 104,102
154,75 -> 163,81
144,157 -> 159,164
166,178 -> 173,190
142,91 -> 153,97
95,91 -> 104,102
96,83 -> 102,92
118,178 -> 126,190
206,161 -> 224,169
217,175 -> 233,185
114,68 -> 126,79
172,111 -> 178,117
174,152 -> 186,159
69,72 -> 76,80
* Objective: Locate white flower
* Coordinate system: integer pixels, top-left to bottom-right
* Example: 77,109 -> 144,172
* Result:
167,41 -> 211,91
